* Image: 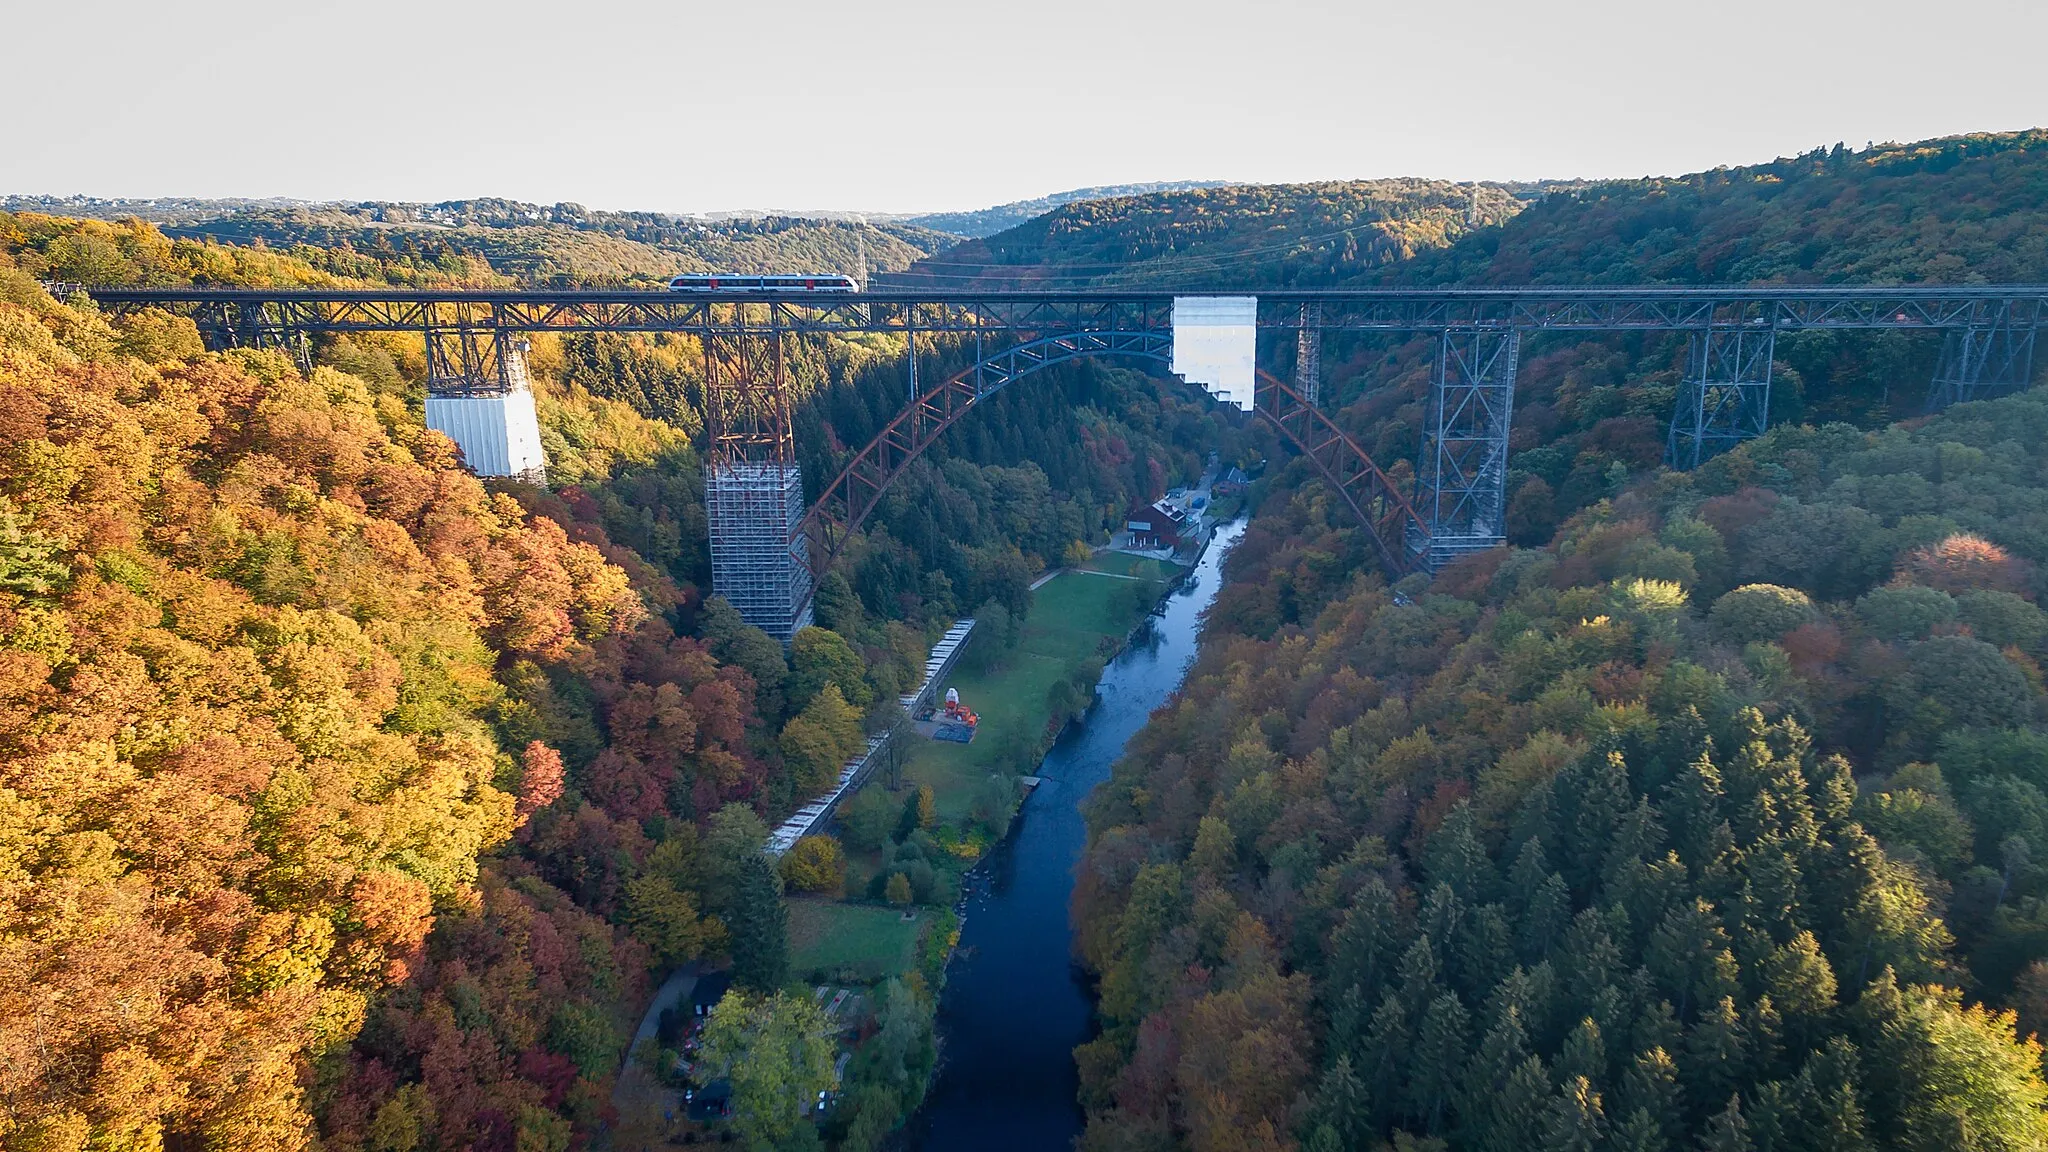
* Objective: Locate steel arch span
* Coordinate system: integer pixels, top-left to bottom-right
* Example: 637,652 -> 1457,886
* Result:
792,338 -> 1423,621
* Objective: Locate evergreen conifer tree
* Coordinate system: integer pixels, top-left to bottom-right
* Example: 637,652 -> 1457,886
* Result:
1540,1076 -> 1607,1152
729,853 -> 789,991
1409,993 -> 1470,1134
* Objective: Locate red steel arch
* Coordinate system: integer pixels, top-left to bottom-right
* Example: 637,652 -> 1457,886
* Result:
793,342 -> 1423,621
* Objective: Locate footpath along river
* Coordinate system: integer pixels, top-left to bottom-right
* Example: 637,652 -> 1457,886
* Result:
909,517 -> 1246,1151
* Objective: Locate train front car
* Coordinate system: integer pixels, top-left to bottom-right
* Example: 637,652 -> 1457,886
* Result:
667,273 -> 859,293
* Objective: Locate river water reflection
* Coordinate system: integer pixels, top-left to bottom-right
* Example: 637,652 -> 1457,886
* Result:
909,518 -> 1246,1151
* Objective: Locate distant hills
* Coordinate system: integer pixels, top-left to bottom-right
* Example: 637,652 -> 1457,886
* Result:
885,179 -> 1534,290
1391,130 -> 2048,286
0,194 -> 312,226
897,181 -> 1235,238
0,185 -> 1250,284
19,131 -> 2045,293
149,199 -> 952,287
880,132 -> 2048,292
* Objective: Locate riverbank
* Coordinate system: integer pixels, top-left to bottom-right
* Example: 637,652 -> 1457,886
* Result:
898,564 -> 1182,831
907,517 -> 1246,1151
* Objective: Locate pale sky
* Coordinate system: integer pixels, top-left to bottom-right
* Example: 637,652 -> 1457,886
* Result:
5,0 -> 2044,216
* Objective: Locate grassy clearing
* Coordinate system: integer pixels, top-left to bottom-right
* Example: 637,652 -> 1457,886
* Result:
901,565 -> 1184,824
786,897 -> 922,983
1082,551 -> 1186,583
822,562 -> 1187,918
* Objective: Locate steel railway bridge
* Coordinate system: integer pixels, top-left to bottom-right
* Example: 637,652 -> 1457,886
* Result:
86,284 -> 2045,638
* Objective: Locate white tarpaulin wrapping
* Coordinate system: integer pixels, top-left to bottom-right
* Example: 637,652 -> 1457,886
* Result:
425,389 -> 547,478
1172,295 -> 1257,411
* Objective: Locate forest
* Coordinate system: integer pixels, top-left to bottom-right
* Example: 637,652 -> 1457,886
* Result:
165,203 -> 950,289
1073,388 -> 2048,1152
897,181 -> 1234,240
11,123 -> 2048,1152
1,197 -> 950,290
1066,132 -> 2048,1151
0,202 -> 1238,1150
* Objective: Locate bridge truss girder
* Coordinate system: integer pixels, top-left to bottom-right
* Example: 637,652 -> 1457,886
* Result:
121,282 -> 2048,593
701,323 -> 797,467
423,325 -> 531,397
113,285 -> 2048,339
1667,326 -> 1777,471
193,298 -> 312,373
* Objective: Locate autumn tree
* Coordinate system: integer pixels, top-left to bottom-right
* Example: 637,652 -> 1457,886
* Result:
781,835 -> 847,894
789,625 -> 872,711
779,683 -> 865,794
697,991 -> 838,1151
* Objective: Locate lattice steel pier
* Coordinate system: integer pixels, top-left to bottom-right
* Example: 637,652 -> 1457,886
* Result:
1926,299 -> 2040,411
1667,326 -> 1776,470
1414,330 -> 1520,569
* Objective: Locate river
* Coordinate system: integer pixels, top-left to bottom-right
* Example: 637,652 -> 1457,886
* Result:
909,518 -> 1246,1151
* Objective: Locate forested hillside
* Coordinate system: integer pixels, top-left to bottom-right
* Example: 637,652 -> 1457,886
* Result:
169,201 -> 950,288
1395,131 -> 2048,288
887,180 -> 1528,289
0,200 -> 1243,1148
1068,130 -> 2048,1152
901,181 -> 1235,239
2,208 -> 496,289
0,269 -> 679,1148
1074,387 -> 2048,1152
915,133 -> 2048,293
1,195 -> 310,227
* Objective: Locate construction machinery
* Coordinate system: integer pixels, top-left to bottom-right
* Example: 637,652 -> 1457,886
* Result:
943,688 -> 979,725
934,688 -> 979,743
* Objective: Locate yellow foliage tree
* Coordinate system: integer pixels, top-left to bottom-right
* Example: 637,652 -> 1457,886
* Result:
778,684 -> 865,795
780,836 -> 847,894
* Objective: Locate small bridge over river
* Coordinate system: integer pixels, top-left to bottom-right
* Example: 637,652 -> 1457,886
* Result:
88,284 -> 2044,638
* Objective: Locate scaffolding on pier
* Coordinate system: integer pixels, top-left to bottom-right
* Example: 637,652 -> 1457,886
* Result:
706,461 -> 813,642
1295,302 -> 1323,406
701,319 -> 814,640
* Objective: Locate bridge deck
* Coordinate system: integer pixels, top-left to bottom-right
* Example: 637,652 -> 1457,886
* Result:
84,284 -> 2048,334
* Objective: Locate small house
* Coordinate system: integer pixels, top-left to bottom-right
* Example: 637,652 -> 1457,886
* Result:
1127,499 -> 1188,551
